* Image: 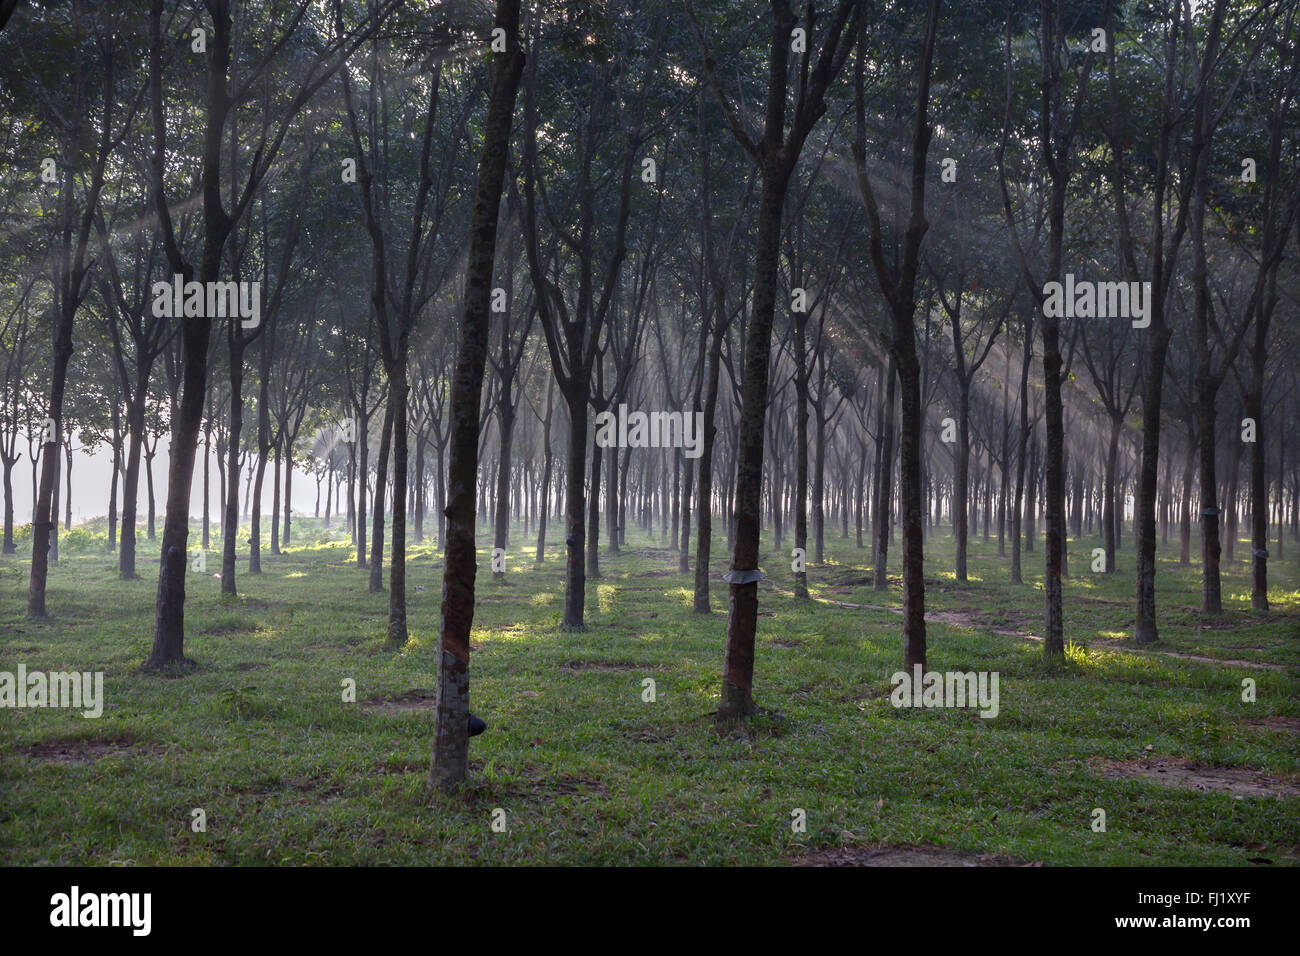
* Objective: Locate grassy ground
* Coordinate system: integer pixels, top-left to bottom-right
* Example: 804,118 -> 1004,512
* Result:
1,515 -> 1297,865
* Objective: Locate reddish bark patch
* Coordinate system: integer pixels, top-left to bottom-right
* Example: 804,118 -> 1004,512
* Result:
793,844 -> 1035,867
1092,757 -> 1300,798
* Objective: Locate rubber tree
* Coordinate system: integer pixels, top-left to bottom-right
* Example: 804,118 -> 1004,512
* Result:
430,0 -> 524,793
145,0 -> 394,669
689,0 -> 861,720
851,0 -> 942,672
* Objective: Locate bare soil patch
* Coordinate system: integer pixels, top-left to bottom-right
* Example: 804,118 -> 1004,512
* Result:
1096,641 -> 1285,671
820,596 -> 1286,669
20,737 -> 161,765
201,621 -> 258,636
1247,716 -> 1300,734
361,689 -> 436,714
458,762 -> 608,803
828,575 -> 874,588
1093,757 -> 1300,798
229,774 -> 345,803
561,660 -> 642,672
624,728 -> 672,743
793,843 -> 1035,867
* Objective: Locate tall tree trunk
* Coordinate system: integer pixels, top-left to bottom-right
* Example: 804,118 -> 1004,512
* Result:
1197,389 -> 1222,613
49,443 -> 61,564
561,400 -> 587,627
793,318 -> 809,598
201,426 -> 210,550
220,356 -> 244,594
369,399 -> 393,592
678,450 -> 692,573
720,168 -> 790,720
855,436 -> 866,549
1,455 -> 14,554
536,381 -> 554,563
283,442 -> 293,547
619,444 -> 631,548
430,4 -> 523,790
356,414 -> 369,566
250,450 -> 268,574
1011,317 -> 1030,584
413,430 -> 424,542
28,328 -> 72,615
1248,341 -> 1269,611
1224,439 -> 1240,565
954,386 -> 970,581
1103,414 -> 1121,572
895,334 -> 927,671
607,444 -> 619,554
814,408 -> 827,562
145,444 -> 156,540
670,452 -> 680,551
109,406 -> 121,551
147,0 -> 235,669
873,357 -> 895,590
693,338 -> 722,611
704,0 -> 860,722
270,442 -> 281,555
1180,434 -> 1194,565
386,372 -> 409,646
587,438 -> 602,580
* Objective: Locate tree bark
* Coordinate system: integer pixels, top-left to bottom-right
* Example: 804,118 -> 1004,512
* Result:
430,0 -> 523,791
369,399 -> 393,592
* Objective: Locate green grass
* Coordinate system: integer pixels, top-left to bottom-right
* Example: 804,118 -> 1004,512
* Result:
1,516 -> 1297,865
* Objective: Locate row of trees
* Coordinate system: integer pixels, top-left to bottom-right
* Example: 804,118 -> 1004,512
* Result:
3,0 -> 1298,788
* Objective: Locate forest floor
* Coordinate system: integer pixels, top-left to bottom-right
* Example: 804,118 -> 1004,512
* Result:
2,518 -> 1298,865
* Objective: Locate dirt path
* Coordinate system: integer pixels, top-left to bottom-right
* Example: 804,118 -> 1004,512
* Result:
1091,756 -> 1300,798
811,595 -> 1287,671
792,844 -> 1038,867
